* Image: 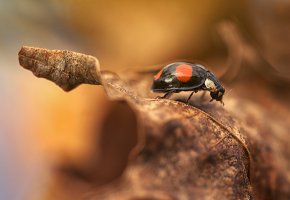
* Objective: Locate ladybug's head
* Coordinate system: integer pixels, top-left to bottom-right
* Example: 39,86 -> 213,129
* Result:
210,87 -> 225,104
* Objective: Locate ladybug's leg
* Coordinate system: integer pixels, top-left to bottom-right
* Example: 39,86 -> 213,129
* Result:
186,91 -> 194,104
162,90 -> 175,99
186,90 -> 199,104
156,90 -> 175,99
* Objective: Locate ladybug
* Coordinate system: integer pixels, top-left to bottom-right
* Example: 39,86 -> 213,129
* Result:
152,62 -> 225,105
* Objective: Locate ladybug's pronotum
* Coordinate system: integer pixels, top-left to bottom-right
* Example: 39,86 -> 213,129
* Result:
152,62 -> 225,105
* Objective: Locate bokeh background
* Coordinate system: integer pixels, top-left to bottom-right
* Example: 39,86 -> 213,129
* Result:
1,0 -> 290,199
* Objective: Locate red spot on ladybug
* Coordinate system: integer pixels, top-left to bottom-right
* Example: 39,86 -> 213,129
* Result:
175,64 -> 193,83
154,69 -> 163,80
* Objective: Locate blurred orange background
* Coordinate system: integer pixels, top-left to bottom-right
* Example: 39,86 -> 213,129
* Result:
1,1 -> 290,199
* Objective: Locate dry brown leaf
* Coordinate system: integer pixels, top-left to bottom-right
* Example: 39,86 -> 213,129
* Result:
18,46 -> 290,200
18,46 -> 101,91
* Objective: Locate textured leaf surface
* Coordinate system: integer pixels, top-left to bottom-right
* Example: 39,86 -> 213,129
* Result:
18,46 -> 290,200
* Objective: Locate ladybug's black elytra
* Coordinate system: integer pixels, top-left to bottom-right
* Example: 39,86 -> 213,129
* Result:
152,62 -> 225,105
